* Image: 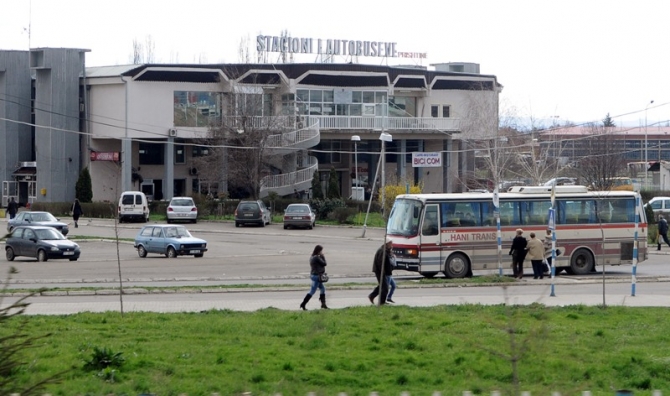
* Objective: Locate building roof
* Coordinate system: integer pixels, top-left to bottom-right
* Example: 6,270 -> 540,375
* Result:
86,64 -> 144,78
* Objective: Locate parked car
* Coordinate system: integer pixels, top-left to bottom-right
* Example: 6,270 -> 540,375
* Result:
645,196 -> 670,221
7,211 -> 69,236
283,203 -> 316,229
167,197 -> 198,223
543,177 -> 577,186
134,224 -> 207,258
5,226 -> 80,262
234,200 -> 271,227
118,191 -> 150,223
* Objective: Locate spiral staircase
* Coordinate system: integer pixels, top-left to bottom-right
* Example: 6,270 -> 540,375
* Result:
259,121 -> 320,198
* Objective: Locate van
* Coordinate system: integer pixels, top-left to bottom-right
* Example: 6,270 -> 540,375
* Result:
118,191 -> 150,223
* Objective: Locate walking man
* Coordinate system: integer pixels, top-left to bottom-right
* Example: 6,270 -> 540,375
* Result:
368,238 -> 394,305
7,197 -> 18,219
658,215 -> 670,250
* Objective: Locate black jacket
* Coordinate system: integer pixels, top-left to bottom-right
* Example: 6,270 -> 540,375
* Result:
509,235 -> 528,260
309,254 -> 327,275
372,245 -> 394,277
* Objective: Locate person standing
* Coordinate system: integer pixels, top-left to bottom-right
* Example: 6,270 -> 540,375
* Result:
72,199 -> 83,228
509,228 -> 527,279
368,238 -> 394,305
299,244 -> 329,310
658,215 -> 670,250
386,251 -> 397,303
7,197 -> 18,219
526,232 -> 545,279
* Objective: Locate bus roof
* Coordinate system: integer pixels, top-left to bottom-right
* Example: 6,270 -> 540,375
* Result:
394,188 -> 640,203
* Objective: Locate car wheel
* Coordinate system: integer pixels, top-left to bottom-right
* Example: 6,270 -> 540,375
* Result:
166,246 -> 177,258
5,247 -> 15,261
37,249 -> 48,262
235,222 -> 240,227
69,258 -> 78,261
284,224 -> 288,230
194,253 -> 204,258
137,245 -> 148,258
420,272 -> 438,278
193,219 -> 197,224
167,219 -> 172,224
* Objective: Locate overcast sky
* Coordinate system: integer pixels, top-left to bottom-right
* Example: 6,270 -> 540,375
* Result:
1,0 -> 669,127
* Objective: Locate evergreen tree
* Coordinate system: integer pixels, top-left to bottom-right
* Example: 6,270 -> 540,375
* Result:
75,167 -> 93,203
602,113 -> 616,127
310,170 -> 324,200
327,167 -> 341,199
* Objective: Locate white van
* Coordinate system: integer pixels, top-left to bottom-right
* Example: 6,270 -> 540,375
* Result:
118,191 -> 150,223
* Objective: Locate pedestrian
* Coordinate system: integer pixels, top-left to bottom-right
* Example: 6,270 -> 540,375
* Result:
509,228 -> 527,279
7,197 -> 18,219
658,215 -> 670,251
386,252 -> 397,303
72,198 -> 83,228
526,232 -> 545,279
368,237 -> 394,305
299,244 -> 329,310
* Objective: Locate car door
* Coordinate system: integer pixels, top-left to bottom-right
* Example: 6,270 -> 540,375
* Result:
9,228 -> 25,256
146,227 -> 166,253
663,199 -> 670,219
21,228 -> 38,258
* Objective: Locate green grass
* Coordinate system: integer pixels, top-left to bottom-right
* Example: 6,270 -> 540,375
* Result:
5,305 -> 670,395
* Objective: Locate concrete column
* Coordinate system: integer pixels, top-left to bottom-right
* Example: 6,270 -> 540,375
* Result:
122,138 -> 133,191
165,138 -> 174,200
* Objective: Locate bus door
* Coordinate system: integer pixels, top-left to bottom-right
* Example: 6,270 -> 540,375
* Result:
419,204 -> 443,274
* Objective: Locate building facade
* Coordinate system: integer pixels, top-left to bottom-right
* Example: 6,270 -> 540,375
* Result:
1,48 -> 503,204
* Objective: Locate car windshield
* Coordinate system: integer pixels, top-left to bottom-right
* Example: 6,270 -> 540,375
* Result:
34,228 -> 65,240
164,226 -> 192,238
287,205 -> 309,213
171,199 -> 194,206
29,213 -> 57,222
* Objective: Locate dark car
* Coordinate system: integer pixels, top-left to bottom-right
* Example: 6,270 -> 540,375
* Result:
7,211 -> 69,236
283,203 -> 316,229
234,200 -> 271,227
5,226 -> 81,262
134,224 -> 208,258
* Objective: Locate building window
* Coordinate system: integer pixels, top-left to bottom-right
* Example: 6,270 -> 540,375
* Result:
175,145 -> 185,164
442,105 -> 450,118
431,105 -> 439,118
139,143 -> 164,165
173,91 -> 221,127
192,146 -> 210,157
314,140 -> 342,164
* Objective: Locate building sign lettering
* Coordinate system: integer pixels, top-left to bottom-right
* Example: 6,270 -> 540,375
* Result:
257,35 -> 425,59
412,152 -> 442,167
90,152 -> 119,162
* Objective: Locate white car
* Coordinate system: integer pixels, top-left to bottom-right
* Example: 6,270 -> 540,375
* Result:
645,196 -> 670,221
167,197 -> 198,223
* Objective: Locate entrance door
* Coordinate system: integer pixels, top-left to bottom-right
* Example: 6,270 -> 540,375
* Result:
419,204 -> 442,276
2,181 -> 18,207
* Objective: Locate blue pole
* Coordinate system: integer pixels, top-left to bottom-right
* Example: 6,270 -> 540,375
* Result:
497,213 -> 502,276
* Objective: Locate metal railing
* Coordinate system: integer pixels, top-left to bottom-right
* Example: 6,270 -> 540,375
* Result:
264,122 -> 320,148
260,156 -> 318,195
221,115 -> 460,132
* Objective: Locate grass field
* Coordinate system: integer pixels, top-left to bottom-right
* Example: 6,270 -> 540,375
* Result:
4,304 -> 669,395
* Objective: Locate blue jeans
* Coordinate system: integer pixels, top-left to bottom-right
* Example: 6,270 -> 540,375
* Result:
387,276 -> 396,299
308,274 -> 326,296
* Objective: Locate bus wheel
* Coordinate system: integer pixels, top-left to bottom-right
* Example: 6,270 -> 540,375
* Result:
570,248 -> 594,275
420,272 -> 438,278
444,253 -> 470,279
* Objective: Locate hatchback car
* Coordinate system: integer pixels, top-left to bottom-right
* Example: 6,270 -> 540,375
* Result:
134,224 -> 207,258
645,196 -> 670,221
167,197 -> 198,223
7,211 -> 69,236
234,200 -> 271,227
283,204 -> 316,229
5,226 -> 80,262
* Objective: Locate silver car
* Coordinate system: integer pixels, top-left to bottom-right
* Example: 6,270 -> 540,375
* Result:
283,203 -> 316,229
167,197 -> 198,223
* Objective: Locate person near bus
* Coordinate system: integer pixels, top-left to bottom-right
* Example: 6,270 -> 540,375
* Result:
509,228 -> 528,279
658,216 -> 670,250
526,232 -> 545,279
299,244 -> 329,310
7,197 -> 18,219
369,238 -> 394,305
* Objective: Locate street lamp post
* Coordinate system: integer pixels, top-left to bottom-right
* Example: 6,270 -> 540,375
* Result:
379,132 -> 393,218
645,100 -> 654,190
351,135 -> 360,200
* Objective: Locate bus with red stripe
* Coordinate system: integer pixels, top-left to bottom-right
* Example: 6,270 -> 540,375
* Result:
386,185 -> 647,278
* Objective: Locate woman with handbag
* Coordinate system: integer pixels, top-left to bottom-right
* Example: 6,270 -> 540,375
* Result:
300,244 -> 329,310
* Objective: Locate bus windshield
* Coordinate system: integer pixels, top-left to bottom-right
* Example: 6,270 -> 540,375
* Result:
387,198 -> 422,236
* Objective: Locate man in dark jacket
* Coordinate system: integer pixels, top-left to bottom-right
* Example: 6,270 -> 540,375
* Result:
509,228 -> 528,279
658,215 -> 670,250
368,238 -> 394,305
7,197 -> 18,219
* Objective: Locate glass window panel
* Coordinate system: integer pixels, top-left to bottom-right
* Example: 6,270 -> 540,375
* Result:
431,105 -> 439,118
175,145 -> 185,164
442,105 -> 450,118
375,92 -> 387,104
309,104 -> 322,115
297,89 -> 309,102
352,91 -> 362,103
363,105 -> 375,116
331,141 -> 341,163
363,92 -> 375,103
336,104 -> 348,115
310,90 -> 323,102
322,104 -> 334,115
350,104 -> 362,116
323,90 -> 334,103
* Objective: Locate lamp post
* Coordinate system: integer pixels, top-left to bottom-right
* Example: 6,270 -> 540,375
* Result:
645,100 -> 654,190
379,132 -> 393,218
351,135 -> 360,200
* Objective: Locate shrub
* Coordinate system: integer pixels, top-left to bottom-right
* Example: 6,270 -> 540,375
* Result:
309,198 -> 346,220
328,206 -> 358,224
84,346 -> 125,371
75,167 -> 93,203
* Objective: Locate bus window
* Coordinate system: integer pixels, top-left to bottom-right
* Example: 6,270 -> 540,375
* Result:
387,198 -> 422,236
558,199 -> 597,224
422,205 -> 439,236
440,202 -> 481,227
499,201 -> 522,225
521,200 -> 551,225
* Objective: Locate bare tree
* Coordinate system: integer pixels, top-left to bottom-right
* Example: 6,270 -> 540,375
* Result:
130,35 -> 156,64
575,124 -> 627,190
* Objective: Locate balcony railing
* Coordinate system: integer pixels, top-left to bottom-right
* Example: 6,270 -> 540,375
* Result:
260,156 -> 318,198
221,115 -> 460,132
264,122 -> 320,149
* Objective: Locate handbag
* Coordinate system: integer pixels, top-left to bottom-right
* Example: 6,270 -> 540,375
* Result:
319,273 -> 329,283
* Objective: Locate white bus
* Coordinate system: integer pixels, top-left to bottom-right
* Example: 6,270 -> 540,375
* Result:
386,185 -> 647,278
